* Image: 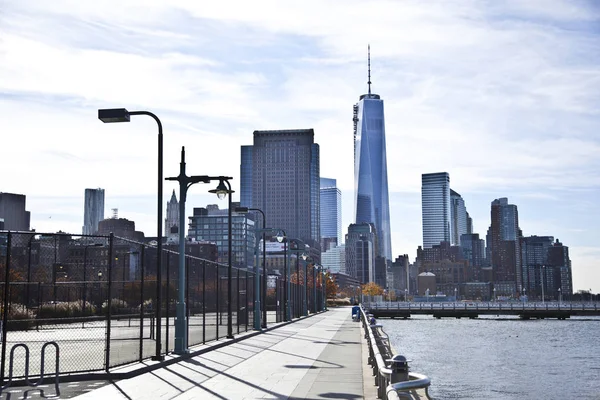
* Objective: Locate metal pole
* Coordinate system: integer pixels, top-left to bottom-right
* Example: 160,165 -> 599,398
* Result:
226,180 -> 234,339
541,265 -> 545,304
313,265 -> 316,313
253,230 -> 261,330
295,255 -> 299,318
127,111 -> 165,361
83,245 -> 88,311
284,240 -> 289,321
1,232 -> 12,382
304,260 -> 308,316
174,147 -> 189,354
261,219 -> 267,328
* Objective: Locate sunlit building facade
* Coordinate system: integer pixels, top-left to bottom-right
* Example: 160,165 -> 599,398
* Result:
421,172 -> 451,248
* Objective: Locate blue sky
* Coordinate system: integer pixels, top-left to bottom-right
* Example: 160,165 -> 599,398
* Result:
1,0 -> 599,292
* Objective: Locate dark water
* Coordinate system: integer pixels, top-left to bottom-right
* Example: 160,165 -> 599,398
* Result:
382,316 -> 600,400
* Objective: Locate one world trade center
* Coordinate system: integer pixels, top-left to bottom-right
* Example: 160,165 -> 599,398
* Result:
353,46 -> 392,263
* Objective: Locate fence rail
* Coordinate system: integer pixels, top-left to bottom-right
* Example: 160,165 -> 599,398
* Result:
0,230 -> 326,382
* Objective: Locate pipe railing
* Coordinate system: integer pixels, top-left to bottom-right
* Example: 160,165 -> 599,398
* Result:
360,306 -> 431,399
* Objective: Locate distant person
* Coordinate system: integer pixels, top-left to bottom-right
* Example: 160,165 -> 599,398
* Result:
369,316 -> 376,325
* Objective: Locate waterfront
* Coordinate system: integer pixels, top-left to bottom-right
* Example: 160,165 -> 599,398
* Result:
382,315 -> 600,400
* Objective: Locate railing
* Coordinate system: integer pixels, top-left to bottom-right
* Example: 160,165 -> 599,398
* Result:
360,307 -> 431,399
364,301 -> 599,312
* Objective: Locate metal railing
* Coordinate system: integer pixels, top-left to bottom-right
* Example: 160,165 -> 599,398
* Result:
360,306 -> 431,399
364,301 -> 599,311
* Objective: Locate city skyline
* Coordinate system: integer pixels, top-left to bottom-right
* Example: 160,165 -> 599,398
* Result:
1,1 -> 598,291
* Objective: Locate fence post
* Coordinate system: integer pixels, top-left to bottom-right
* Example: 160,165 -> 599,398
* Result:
166,252 -> 170,353
139,245 -> 145,361
1,232 -> 12,384
237,268 -> 240,335
202,260 -> 206,344
216,265 -> 220,339
105,232 -> 114,372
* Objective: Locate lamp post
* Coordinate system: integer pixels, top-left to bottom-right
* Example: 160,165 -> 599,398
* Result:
541,265 -> 545,304
312,264 -> 317,313
98,108 -> 165,362
405,288 -> 408,302
426,288 -> 430,302
454,287 -> 457,302
234,207 -> 280,329
301,254 -> 310,316
286,238 -> 305,320
493,287 -> 496,303
83,243 -> 103,311
209,178 -> 235,339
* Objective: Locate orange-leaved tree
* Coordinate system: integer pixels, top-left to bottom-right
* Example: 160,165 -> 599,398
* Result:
362,282 -> 384,296
325,272 -> 337,298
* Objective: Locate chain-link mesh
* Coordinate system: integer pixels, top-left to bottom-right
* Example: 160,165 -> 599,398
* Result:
0,231 -> 269,381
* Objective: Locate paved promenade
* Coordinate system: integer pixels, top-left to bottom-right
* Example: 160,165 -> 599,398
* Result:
71,307 -> 367,399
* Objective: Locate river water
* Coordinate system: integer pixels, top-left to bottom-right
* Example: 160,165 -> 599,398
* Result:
381,315 -> 600,399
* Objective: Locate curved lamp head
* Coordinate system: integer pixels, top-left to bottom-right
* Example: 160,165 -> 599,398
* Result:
209,180 -> 230,200
276,230 -> 285,243
301,253 -> 308,261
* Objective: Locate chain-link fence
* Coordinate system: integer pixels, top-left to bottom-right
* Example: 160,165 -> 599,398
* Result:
0,231 -> 295,381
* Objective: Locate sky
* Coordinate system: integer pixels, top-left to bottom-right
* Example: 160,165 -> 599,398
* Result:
1,0 -> 599,292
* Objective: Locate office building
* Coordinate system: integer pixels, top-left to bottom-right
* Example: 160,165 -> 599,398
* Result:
489,197 -> 521,289
345,223 -> 377,284
460,233 -> 486,281
165,190 -> 179,243
240,129 -> 320,259
187,204 -> 255,270
240,145 -> 253,208
0,192 -> 31,231
82,188 -> 104,235
353,47 -> 392,262
421,173 -> 451,248
320,178 -> 342,251
547,239 -> 573,299
321,244 -> 346,274
520,235 -> 554,297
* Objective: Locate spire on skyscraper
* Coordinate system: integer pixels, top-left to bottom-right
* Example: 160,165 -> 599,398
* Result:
367,44 -> 372,95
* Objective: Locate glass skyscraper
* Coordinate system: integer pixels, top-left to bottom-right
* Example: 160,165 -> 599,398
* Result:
353,49 -> 392,262
320,178 -> 342,250
421,172 -> 451,248
82,188 -> 104,235
450,189 -> 469,246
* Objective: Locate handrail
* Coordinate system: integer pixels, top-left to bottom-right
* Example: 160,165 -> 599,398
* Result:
360,307 -> 431,399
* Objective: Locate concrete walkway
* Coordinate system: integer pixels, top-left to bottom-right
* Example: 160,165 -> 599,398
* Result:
73,307 -> 367,399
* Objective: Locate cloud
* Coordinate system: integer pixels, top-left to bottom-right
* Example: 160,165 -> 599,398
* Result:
1,0 -> 599,290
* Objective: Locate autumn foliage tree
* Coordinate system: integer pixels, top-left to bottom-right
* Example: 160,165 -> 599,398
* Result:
362,282 -> 384,296
325,272 -> 337,298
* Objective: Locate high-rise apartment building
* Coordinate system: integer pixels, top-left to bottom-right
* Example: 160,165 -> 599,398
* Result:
240,129 -> 320,258
489,197 -> 521,289
165,190 -> 179,242
450,189 -> 469,246
421,172 -> 451,248
82,188 -> 104,235
320,178 -> 342,251
547,239 -> 573,298
460,233 -> 486,281
0,192 -> 30,231
353,48 -> 392,263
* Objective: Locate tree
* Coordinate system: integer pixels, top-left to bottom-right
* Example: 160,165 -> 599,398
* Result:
325,272 -> 337,299
362,282 -> 384,296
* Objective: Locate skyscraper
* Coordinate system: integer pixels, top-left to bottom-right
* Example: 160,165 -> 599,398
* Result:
0,192 -> 30,231
345,223 -> 377,284
241,129 -> 320,256
165,190 -> 179,243
82,188 -> 104,235
353,47 -> 392,262
240,145 -> 253,208
450,189 -> 469,246
320,178 -> 342,251
421,172 -> 451,248
489,197 -> 521,288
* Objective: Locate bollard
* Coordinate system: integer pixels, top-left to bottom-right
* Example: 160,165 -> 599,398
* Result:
389,355 -> 410,383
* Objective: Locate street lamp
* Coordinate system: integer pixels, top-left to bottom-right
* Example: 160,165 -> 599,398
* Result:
405,288 -> 408,302
98,107 -> 165,362
235,206 -> 278,329
209,177 -> 235,339
301,253 -> 310,316
493,287 -> 496,302
426,288 -> 430,302
454,287 -> 457,302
